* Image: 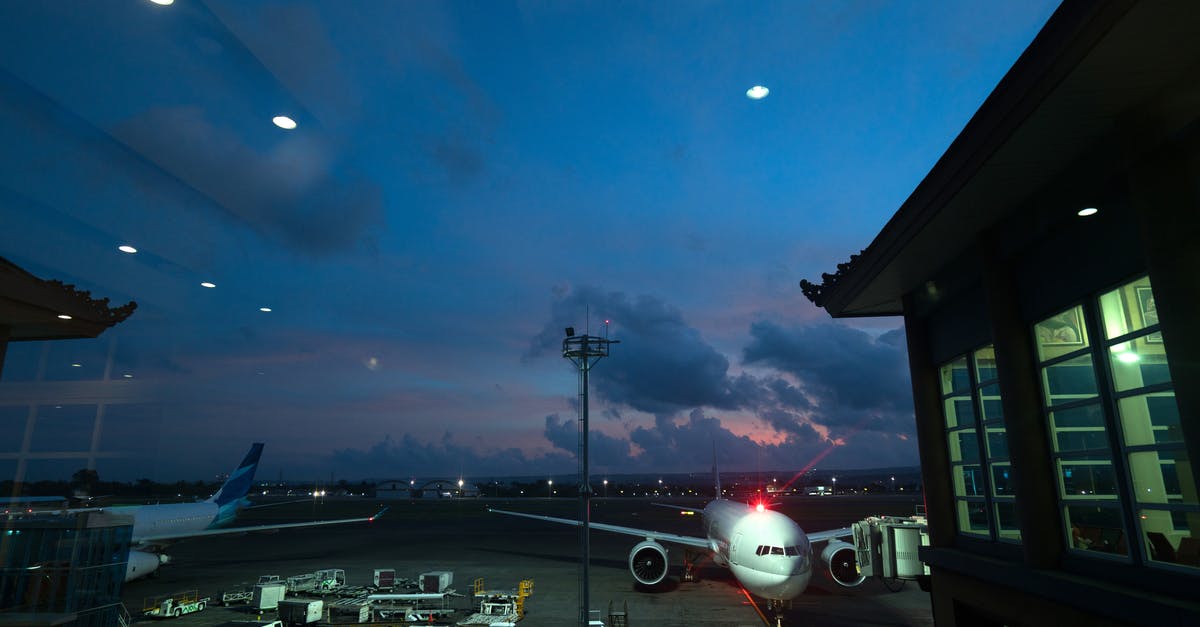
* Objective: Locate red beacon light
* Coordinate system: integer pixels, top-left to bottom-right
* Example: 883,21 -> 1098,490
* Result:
755,503 -> 765,513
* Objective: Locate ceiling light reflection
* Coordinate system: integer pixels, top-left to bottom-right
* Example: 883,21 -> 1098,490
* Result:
118,245 -> 138,254
1078,207 -> 1098,217
260,307 -> 272,312
57,314 -> 72,320
200,282 -> 216,288
272,116 -> 297,130
746,85 -> 769,100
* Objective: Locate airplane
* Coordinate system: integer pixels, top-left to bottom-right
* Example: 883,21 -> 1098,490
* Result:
489,471 -> 864,625
79,443 -> 384,582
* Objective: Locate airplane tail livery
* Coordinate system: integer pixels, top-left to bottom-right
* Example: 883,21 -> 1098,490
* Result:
206,442 -> 263,526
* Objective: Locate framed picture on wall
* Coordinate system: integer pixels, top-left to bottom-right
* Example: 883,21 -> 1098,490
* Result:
1036,308 -> 1084,346
1136,286 -> 1162,343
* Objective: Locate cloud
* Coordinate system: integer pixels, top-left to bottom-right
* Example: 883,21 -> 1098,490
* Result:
112,106 -> 382,254
743,321 -> 912,428
526,286 -> 757,413
329,433 -> 573,479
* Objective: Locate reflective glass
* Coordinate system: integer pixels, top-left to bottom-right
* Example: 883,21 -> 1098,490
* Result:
1117,392 -> 1181,446
957,499 -> 989,534
943,396 -> 973,429
973,345 -> 997,382
1129,450 -> 1195,505
978,384 -> 1003,423
1049,402 -> 1108,453
1099,276 -> 1158,341
1065,504 -> 1127,555
954,465 -> 985,497
991,463 -> 1013,496
1108,340 -> 1171,393
948,429 -> 979,464
1058,457 -> 1118,498
996,501 -> 1021,535
1041,354 -> 1099,404
940,356 -> 970,395
985,428 -> 1010,459
1034,305 -> 1089,362
1139,510 -> 1200,569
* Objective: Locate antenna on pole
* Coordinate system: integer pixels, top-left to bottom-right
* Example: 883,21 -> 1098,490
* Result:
562,323 -> 618,627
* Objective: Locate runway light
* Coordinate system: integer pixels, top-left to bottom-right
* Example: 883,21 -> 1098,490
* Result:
273,115 -> 297,130
118,245 -> 138,254
746,85 -> 769,100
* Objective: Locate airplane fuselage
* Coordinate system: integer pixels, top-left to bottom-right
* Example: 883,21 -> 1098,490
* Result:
702,500 -> 813,600
112,501 -> 223,541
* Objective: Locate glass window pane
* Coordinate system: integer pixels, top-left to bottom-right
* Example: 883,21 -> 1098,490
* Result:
1066,505 -> 1128,556
953,465 -> 985,497
1099,276 -> 1158,341
956,499 -> 989,535
1041,354 -> 1099,404
948,429 -> 980,464
1035,305 -> 1089,362
1140,510 -> 1200,569
940,356 -> 970,395
1118,392 -> 1181,446
973,345 -> 997,383
985,428 -> 1010,459
943,396 -> 973,429
1129,450 -> 1196,506
1059,457 -> 1119,498
990,463 -> 1014,496
1108,340 -> 1172,393
996,501 -> 1021,538
1049,402 -> 1108,453
978,384 -> 1003,424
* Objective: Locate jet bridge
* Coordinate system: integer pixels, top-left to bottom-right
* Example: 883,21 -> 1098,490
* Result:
851,515 -> 930,583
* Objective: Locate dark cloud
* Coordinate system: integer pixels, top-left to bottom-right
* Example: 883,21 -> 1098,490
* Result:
526,286 -> 757,413
112,106 -> 383,255
543,414 -> 631,474
743,321 -> 912,420
329,433 -> 573,479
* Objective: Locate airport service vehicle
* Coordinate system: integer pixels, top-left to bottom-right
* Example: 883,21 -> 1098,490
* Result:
221,576 -> 284,605
277,598 -> 324,625
490,471 -> 861,625
252,581 -> 288,611
86,443 -> 385,582
142,590 -> 209,618
456,578 -> 533,626
373,568 -> 396,590
286,568 -> 345,593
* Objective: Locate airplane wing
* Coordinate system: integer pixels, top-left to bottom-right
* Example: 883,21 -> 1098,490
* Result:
650,503 -> 704,514
135,507 -> 388,544
804,526 -> 853,542
488,508 -> 711,549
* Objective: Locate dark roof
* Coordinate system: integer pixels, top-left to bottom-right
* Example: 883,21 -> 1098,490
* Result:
807,0 -> 1200,317
0,256 -> 136,340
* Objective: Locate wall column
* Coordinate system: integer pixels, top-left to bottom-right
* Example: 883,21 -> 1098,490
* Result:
902,293 -> 956,546
978,232 -> 1064,568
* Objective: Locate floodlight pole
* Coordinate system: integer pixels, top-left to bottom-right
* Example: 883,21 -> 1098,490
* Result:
563,331 -> 617,627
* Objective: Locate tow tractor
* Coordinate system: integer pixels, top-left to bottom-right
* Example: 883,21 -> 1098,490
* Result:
143,590 -> 210,618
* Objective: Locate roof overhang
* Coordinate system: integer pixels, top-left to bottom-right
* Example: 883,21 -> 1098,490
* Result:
0,257 -> 136,341
817,0 -> 1200,317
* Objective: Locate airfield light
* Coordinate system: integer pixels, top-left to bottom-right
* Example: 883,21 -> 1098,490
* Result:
756,503 -> 765,513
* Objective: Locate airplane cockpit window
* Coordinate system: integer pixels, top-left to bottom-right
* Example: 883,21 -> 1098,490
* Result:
785,546 -> 800,556
770,546 -> 784,555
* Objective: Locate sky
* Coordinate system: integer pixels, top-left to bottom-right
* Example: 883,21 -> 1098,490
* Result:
0,0 -> 1059,482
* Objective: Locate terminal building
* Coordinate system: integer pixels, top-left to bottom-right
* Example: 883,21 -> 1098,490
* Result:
803,1 -> 1199,625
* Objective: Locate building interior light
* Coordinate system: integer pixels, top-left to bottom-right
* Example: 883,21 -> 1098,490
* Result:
1116,351 -> 1140,364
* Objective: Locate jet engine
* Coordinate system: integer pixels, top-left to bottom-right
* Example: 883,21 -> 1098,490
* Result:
628,539 -> 669,586
125,550 -> 170,582
820,540 -> 865,587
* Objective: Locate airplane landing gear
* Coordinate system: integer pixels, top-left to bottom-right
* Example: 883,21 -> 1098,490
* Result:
766,598 -> 789,627
682,549 -> 701,582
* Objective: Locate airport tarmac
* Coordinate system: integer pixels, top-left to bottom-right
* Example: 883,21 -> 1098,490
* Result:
121,495 -> 934,626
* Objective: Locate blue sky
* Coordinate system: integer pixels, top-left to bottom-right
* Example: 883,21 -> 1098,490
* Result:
0,1 -> 1059,482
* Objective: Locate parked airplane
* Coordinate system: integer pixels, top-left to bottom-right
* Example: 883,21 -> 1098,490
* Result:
489,473 -> 863,624
95,443 -> 383,582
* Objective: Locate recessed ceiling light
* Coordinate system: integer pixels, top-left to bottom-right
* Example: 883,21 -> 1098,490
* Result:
122,373 -> 133,378
200,282 -> 216,288
118,245 -> 138,254
272,116 -> 297,130
149,0 -> 175,5
260,307 -> 272,312
746,85 -> 770,100
1078,207 -> 1098,217
71,363 -> 81,368
57,314 -> 72,320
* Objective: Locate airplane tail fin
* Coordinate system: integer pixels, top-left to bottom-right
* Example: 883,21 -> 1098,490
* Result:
207,443 -> 264,509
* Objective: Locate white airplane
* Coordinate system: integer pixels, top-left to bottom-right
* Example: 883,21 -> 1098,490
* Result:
489,473 -> 864,623
93,443 -> 384,582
